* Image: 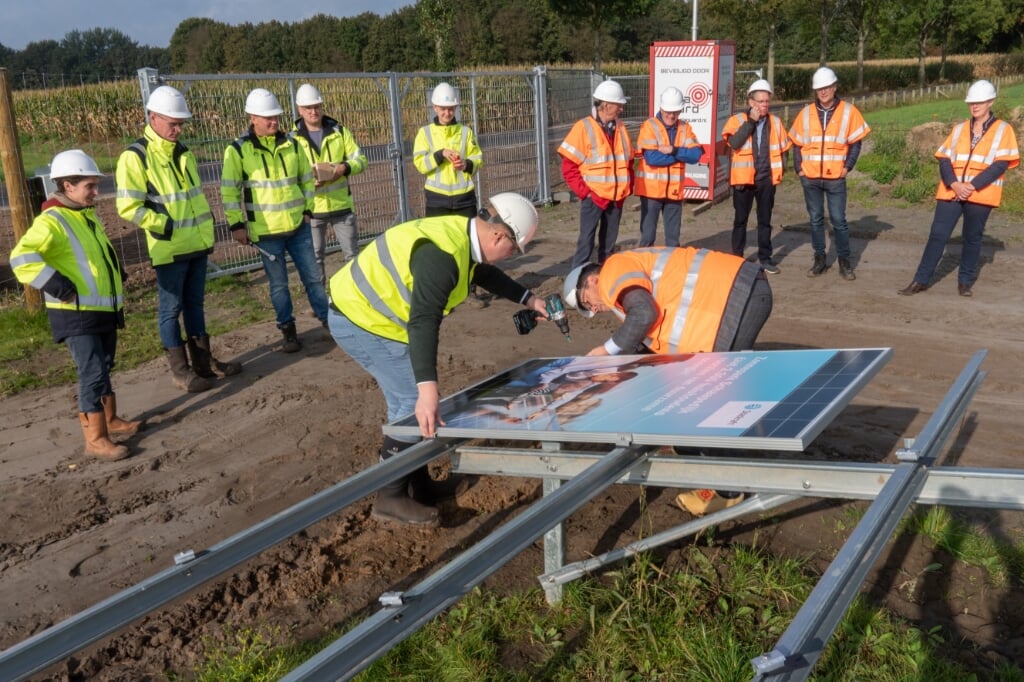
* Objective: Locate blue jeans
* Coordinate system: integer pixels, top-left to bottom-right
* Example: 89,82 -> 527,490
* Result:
66,332 -> 116,413
639,197 -> 682,247
800,176 -> 850,259
572,196 -> 622,268
328,308 -> 418,444
155,255 -> 208,349
257,222 -> 329,327
913,200 -> 992,287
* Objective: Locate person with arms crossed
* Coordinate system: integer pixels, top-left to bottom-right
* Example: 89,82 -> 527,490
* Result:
634,87 -> 703,248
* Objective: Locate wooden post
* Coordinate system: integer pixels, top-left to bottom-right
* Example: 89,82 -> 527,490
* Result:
0,67 -> 42,310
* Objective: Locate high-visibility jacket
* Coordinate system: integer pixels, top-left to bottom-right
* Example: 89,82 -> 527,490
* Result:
935,118 -> 1020,207
558,116 -> 633,202
115,125 -> 215,266
220,129 -> 314,241
292,115 -> 367,218
723,113 -> 791,186
10,199 -> 125,342
412,120 -> 483,199
789,100 -> 869,179
634,116 -> 699,200
597,247 -> 744,353
329,216 -> 472,343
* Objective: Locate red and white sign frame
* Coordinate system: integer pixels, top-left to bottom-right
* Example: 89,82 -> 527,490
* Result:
648,40 -> 735,202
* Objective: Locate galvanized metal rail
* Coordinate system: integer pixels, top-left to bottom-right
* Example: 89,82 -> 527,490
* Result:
0,438 -> 464,682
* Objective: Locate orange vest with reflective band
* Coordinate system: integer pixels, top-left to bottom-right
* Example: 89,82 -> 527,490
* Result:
934,119 -> 1020,208
558,116 -> 633,201
634,117 -> 698,200
723,113 -> 792,185
597,247 -> 744,353
789,100 -> 869,179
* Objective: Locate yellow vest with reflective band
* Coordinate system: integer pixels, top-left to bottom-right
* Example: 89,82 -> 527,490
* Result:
789,100 -> 869,179
412,122 -> 483,197
934,119 -> 1020,207
597,247 -> 742,354
220,130 -> 314,241
558,116 -> 634,201
723,113 -> 792,186
10,205 -> 124,313
328,216 -> 473,343
634,116 -> 699,200
115,125 -> 215,266
292,117 -> 367,216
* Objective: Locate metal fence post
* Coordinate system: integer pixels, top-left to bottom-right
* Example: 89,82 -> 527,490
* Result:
387,73 -> 412,224
534,66 -> 552,205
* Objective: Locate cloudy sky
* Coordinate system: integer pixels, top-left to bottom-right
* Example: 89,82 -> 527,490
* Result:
0,0 -> 415,50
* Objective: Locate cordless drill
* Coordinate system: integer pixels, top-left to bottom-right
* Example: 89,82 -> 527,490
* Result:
512,293 -> 572,342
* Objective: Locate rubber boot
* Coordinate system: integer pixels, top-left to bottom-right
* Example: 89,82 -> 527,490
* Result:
371,438 -> 439,526
165,346 -> 214,393
189,335 -> 242,378
806,253 -> 828,277
100,393 -> 141,437
838,258 -> 856,281
408,465 -> 469,504
280,322 -> 302,353
79,412 -> 129,460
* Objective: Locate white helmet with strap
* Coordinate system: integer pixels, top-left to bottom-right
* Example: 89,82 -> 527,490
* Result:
50,149 -> 104,178
488,193 -> 538,253
562,262 -> 597,319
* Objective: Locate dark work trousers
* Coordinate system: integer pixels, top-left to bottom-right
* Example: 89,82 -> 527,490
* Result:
912,199 -> 993,287
572,196 -> 622,268
731,181 -> 777,264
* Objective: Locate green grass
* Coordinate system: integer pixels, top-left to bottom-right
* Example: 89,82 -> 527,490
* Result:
0,271 -> 276,396
862,83 -> 1024,129
187,542 -> 1023,680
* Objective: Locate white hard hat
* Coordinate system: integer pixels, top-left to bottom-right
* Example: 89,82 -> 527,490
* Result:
812,67 -> 838,90
965,79 -> 997,103
659,87 -> 685,112
431,82 -> 459,106
488,192 -> 538,253
245,88 -> 284,116
50,149 -> 104,178
296,83 -> 323,107
593,80 -> 628,105
747,79 -> 773,96
146,85 -> 192,119
563,262 -> 597,318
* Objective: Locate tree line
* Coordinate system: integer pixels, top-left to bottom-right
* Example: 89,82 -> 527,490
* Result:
1,0 -> 1022,88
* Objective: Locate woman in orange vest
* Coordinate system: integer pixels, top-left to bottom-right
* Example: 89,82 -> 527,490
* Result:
899,80 -> 1020,298
558,80 -> 634,268
561,247 -> 773,516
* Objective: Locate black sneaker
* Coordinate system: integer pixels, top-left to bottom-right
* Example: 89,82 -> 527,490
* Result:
760,261 -> 780,275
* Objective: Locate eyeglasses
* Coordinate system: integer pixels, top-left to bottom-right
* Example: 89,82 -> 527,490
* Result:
155,114 -> 186,129
751,98 -> 770,105
498,228 -> 517,248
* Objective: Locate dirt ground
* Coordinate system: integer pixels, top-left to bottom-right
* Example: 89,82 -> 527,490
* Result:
2,174 -> 1023,680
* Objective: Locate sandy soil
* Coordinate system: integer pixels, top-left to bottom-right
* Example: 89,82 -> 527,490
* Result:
2,175 -> 1023,680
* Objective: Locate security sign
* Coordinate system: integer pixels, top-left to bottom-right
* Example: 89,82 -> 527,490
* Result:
649,40 -> 736,202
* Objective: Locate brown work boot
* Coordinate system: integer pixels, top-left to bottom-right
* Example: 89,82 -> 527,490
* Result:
189,335 -> 242,378
165,346 -> 214,393
675,488 -> 744,517
838,258 -> 856,281
79,412 -> 129,461
100,393 -> 141,437
372,478 -> 440,526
